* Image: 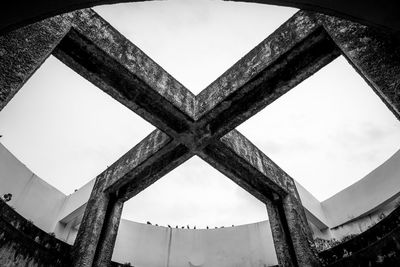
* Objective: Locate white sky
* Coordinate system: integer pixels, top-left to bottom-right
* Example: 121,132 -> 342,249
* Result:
0,0 -> 400,227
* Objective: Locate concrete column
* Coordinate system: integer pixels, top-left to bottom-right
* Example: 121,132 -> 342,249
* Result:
0,14 -> 71,112
266,199 -> 296,267
281,194 -> 320,266
316,14 -> 400,120
93,198 -> 124,267
267,192 -> 320,267
71,176 -> 111,267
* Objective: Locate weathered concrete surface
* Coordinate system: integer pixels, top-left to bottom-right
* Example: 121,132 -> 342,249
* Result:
317,14 -> 400,121
72,130 -> 172,266
104,130 -> 171,191
71,174 -> 111,267
267,199 -> 297,266
93,199 -> 124,267
282,194 -> 320,266
2,8 -> 367,266
219,130 -> 297,197
0,14 -> 71,112
201,130 -> 320,266
54,9 -> 196,137
195,11 -> 339,125
60,9 -> 324,266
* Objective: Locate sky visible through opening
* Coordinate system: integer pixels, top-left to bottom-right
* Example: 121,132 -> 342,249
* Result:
0,0 -> 400,226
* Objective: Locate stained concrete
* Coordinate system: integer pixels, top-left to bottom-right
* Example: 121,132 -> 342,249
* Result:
2,6 -> 399,267
0,14 -> 72,112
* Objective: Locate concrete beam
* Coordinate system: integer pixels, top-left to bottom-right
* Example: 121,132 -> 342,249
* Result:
200,130 -> 320,265
57,10 -> 327,266
0,14 -> 72,112
195,11 -> 339,125
3,8 -> 360,267
53,9 -> 196,137
317,14 -> 400,121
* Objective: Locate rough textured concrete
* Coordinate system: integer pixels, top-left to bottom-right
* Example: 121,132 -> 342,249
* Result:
195,11 -> 338,121
54,9 -> 325,266
55,9 -> 196,134
282,194 -> 320,266
103,130 -> 171,191
266,199 -> 297,267
71,130 -> 177,266
316,14 -> 400,121
93,199 -> 124,267
71,173 -> 111,267
0,14 -> 71,112
9,7 -> 399,267
200,130 -> 320,266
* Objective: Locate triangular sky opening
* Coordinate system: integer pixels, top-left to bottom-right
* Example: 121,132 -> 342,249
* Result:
122,156 -> 269,228
238,56 -> 400,201
0,56 -> 155,194
94,0 -> 297,94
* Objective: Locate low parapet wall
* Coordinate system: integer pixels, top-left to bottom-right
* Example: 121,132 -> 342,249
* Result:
2,142 -> 400,265
0,199 -> 71,267
112,219 -> 277,267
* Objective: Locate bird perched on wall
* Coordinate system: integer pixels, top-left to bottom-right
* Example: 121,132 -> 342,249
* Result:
168,225 -> 171,228
146,221 -> 152,225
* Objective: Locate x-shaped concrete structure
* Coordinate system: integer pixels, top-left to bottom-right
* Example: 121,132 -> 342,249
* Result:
1,6 -> 399,267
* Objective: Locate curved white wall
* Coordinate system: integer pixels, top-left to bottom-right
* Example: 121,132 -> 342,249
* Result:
322,149 -> 400,227
1,140 -> 400,262
112,220 -> 277,267
0,142 -> 66,231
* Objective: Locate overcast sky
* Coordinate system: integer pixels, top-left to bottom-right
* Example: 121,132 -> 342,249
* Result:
0,0 -> 400,228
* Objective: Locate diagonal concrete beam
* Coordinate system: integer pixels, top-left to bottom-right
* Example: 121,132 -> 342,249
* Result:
202,129 -> 297,198
316,14 -> 400,121
3,9 -> 339,266
59,10 -> 332,205
53,9 -> 196,138
5,8 -> 397,267
195,11 -> 340,140
199,130 -> 319,266
72,129 -> 193,265
0,13 -> 72,112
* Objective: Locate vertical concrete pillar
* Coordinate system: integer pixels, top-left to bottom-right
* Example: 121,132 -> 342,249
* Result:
317,14 -> 400,120
71,175 -> 111,267
281,194 -> 320,266
266,198 -> 297,267
0,14 -> 71,111
267,191 -> 320,267
93,198 -> 124,267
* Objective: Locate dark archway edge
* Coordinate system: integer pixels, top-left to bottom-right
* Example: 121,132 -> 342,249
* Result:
1,0 -> 399,37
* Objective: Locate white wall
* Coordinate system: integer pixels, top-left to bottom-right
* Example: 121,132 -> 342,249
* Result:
2,140 -> 400,262
0,142 -> 66,232
321,149 -> 400,228
112,220 -> 277,267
